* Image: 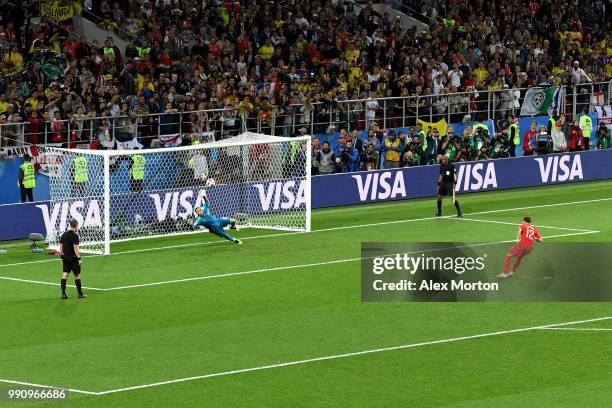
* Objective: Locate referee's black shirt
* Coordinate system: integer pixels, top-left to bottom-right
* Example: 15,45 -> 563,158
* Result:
440,162 -> 456,184
60,230 -> 79,260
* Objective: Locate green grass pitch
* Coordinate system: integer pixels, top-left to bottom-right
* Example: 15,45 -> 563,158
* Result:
1,180 -> 611,407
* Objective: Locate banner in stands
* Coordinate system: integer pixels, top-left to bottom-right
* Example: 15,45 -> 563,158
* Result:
595,105 -> 612,125
1,150 -> 611,240
40,1 -> 75,21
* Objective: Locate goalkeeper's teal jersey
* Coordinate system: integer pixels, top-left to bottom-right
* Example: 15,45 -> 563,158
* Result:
193,203 -> 220,229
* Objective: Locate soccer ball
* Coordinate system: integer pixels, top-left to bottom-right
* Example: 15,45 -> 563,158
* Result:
206,178 -> 216,187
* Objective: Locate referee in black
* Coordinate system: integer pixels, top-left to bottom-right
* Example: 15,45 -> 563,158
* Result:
59,219 -> 87,299
436,156 -> 463,218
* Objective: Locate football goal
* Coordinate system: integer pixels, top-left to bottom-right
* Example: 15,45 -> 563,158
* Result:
43,132 -> 311,254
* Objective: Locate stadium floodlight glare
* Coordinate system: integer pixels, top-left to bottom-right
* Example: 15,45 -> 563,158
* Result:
43,132 -> 311,255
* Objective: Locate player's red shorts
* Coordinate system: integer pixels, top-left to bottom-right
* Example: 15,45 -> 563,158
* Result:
508,242 -> 533,257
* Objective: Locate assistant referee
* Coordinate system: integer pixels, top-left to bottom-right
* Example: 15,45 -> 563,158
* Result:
436,156 -> 463,218
59,219 -> 87,299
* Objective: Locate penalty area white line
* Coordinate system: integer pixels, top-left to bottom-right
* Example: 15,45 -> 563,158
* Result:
89,315 -> 612,395
0,275 -> 104,291
0,196 -> 608,269
536,327 -> 612,331
0,378 -> 99,395
452,217 -> 598,233
3,315 -> 610,396
100,230 -> 598,291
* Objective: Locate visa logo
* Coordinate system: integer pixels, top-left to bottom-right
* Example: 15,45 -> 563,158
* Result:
150,190 -> 207,221
36,200 -> 103,234
456,162 -> 498,191
352,171 -> 406,202
534,154 -> 583,183
254,180 -> 306,211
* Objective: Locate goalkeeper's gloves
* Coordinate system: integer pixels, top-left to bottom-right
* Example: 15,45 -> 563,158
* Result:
198,189 -> 207,198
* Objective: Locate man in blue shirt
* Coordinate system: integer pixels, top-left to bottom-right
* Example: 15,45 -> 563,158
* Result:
193,193 -> 242,244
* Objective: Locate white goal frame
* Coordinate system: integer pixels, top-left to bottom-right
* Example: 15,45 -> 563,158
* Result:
44,133 -> 311,255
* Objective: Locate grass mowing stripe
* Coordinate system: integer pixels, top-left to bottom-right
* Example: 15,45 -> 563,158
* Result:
89,315 -> 612,396
100,230 -> 598,291
1,196 -> 609,269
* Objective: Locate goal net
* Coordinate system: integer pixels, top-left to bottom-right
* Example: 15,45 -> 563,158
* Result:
44,132 -> 311,254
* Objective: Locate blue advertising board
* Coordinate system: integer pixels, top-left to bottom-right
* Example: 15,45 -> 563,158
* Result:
313,149 -> 611,208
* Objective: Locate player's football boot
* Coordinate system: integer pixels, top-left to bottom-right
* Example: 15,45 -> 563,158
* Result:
78,294 -> 88,298
497,272 -> 510,278
457,213 -> 463,218
61,294 -> 69,300
234,239 -> 243,245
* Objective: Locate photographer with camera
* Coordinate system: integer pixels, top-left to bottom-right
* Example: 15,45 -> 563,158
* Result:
491,132 -> 511,159
533,126 -> 553,155
333,137 -> 347,173
507,115 -> 520,157
477,146 -> 492,160
471,126 -> 490,159
438,126 -> 458,161
343,139 -> 361,173
597,122 -> 610,150
363,143 -> 381,171
459,127 -> 474,161
401,135 -> 424,167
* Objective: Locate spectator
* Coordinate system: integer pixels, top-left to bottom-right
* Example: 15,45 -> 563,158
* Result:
551,122 -> 567,153
523,121 -> 538,156
311,137 -> 321,175
567,120 -> 584,151
26,110 -> 45,144
382,130 -> 401,169
570,61 -> 592,85
0,0 -> 606,155
316,141 -> 335,175
349,129 -> 363,157
362,128 -> 380,152
365,92 -> 380,130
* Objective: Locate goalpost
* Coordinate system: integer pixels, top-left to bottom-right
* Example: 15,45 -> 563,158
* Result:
43,132 -> 311,255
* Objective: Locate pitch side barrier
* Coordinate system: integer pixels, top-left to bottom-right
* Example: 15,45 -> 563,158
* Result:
312,149 -> 612,207
1,150 -> 612,241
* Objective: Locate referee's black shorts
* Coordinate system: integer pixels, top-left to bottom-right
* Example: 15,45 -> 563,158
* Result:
62,257 -> 81,275
438,182 -> 454,197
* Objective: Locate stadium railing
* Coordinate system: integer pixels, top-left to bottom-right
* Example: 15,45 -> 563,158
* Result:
1,81 -> 610,148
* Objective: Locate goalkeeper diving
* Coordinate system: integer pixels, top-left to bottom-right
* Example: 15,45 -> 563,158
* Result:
193,191 -> 242,244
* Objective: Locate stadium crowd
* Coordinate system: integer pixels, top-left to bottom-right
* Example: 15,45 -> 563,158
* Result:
0,0 -> 610,171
